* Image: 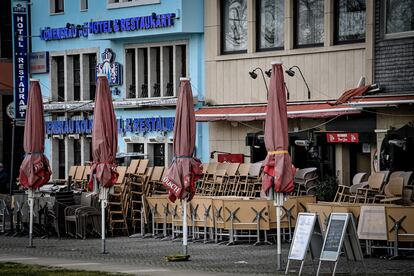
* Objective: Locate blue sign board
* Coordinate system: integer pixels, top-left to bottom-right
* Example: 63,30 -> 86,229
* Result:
45,117 -> 175,135
12,0 -> 29,120
40,13 -> 176,42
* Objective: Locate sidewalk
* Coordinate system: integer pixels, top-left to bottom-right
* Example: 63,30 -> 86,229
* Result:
1,236 -> 414,275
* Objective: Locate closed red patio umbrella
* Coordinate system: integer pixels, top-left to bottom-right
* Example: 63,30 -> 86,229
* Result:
262,61 -> 295,270
19,79 -> 52,247
163,77 -> 202,258
88,74 -> 118,254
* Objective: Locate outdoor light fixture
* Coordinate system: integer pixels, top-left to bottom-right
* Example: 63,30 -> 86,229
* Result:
265,69 -> 272,78
389,139 -> 407,151
248,67 -> 269,96
285,66 -> 311,100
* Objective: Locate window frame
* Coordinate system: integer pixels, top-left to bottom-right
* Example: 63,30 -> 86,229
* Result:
107,0 -> 160,9
333,0 -> 366,45
50,0 -> 64,15
124,40 -> 188,100
255,0 -> 285,52
382,0 -> 414,40
220,0 -> 248,55
293,0 -> 324,49
80,0 -> 88,11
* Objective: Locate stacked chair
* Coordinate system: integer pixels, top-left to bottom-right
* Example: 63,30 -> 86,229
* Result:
107,166 -> 129,236
293,167 -> 318,196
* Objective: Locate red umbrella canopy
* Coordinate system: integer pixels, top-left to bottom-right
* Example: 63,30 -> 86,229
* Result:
262,63 -> 295,194
19,80 -> 51,189
162,79 -> 202,202
89,75 -> 118,188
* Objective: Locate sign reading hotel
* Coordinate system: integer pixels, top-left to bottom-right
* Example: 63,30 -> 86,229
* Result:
46,117 -> 175,135
12,0 -> 29,120
40,13 -> 176,41
326,133 -> 359,143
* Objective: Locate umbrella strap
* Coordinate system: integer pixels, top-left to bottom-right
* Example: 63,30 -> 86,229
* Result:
172,155 -> 193,162
25,152 -> 43,156
267,150 -> 288,155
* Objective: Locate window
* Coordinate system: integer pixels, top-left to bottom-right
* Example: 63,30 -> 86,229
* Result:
221,0 -> 248,53
73,55 -> 80,101
58,139 -> 65,179
50,0 -> 64,14
81,0 -> 88,11
384,0 -> 414,37
88,54 -> 97,101
52,52 -> 97,102
0,0 -> 12,58
257,0 -> 284,51
56,56 -> 65,101
335,0 -> 366,43
295,0 -> 324,47
107,0 -> 160,9
74,139 -> 81,165
126,43 -> 187,99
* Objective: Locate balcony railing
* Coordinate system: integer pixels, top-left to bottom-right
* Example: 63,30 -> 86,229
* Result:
165,82 -> 174,97
153,83 -> 160,97
140,84 -> 148,98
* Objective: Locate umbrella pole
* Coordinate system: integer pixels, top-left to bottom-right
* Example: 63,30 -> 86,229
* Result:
182,198 -> 188,256
275,191 -> 283,270
99,178 -> 108,254
28,189 -> 34,248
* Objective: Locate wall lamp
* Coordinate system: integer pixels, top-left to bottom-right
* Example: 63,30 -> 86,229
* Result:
285,66 -> 311,100
248,67 -> 271,97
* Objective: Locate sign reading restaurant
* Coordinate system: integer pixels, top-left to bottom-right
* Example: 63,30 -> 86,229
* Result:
12,0 -> 29,120
40,13 -> 176,41
46,117 -> 175,135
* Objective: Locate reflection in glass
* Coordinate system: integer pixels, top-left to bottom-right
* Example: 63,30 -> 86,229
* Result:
296,0 -> 324,46
258,0 -> 284,49
336,0 -> 366,42
222,0 -> 248,52
386,0 -> 414,34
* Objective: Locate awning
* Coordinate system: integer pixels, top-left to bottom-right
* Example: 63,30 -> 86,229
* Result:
195,102 -> 361,122
349,94 -> 414,108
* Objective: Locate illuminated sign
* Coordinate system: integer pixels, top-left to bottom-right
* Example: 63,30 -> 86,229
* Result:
40,13 -> 176,41
46,117 -> 174,135
326,133 -> 359,143
12,0 -> 29,120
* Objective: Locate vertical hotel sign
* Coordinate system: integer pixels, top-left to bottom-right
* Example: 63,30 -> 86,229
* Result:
12,0 -> 29,120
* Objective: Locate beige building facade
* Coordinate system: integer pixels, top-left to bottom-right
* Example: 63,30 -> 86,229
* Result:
199,0 -> 414,186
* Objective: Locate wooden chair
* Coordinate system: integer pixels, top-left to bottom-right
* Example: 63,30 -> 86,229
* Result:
333,172 -> 368,202
68,166 -> 77,181
222,163 -> 240,196
152,168 -> 168,195
81,166 -> 91,190
148,166 -> 164,196
72,166 -> 86,190
374,177 -> 404,204
350,172 -> 386,203
235,163 -> 251,196
126,159 -> 140,175
200,163 -> 218,195
247,162 -> 263,197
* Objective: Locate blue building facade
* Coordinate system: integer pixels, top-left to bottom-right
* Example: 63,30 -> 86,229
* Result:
30,0 -> 206,179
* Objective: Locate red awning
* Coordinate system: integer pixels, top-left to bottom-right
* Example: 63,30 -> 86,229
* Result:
195,102 -> 361,122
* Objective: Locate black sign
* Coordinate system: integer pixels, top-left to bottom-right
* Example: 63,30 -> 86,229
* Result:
323,219 -> 345,252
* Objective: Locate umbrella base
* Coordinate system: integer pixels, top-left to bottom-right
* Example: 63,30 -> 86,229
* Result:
165,254 -> 190,262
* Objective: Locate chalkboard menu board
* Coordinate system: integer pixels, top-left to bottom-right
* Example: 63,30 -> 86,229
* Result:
324,219 -> 345,252
320,213 -> 349,262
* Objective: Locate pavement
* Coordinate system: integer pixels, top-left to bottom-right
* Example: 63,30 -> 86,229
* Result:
1,235 -> 414,275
